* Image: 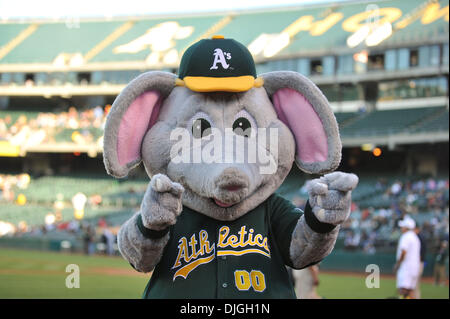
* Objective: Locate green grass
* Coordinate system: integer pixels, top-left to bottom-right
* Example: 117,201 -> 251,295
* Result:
317,273 -> 448,299
0,248 -> 149,299
0,248 -> 448,299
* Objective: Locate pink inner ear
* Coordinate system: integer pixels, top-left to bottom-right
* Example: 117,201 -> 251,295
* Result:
117,90 -> 162,166
272,88 -> 328,163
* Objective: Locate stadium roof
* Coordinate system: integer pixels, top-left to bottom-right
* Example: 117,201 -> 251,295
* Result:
0,0 -> 448,72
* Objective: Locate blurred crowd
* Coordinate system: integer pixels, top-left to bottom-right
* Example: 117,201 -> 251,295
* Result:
0,105 -> 109,147
341,177 -> 449,255
1,172 -> 449,261
0,173 -> 101,207
341,207 -> 448,254
387,177 -> 449,212
25,217 -> 118,256
0,173 -> 30,202
292,176 -> 449,256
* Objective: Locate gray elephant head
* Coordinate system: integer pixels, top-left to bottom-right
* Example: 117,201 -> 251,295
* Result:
103,70 -> 341,221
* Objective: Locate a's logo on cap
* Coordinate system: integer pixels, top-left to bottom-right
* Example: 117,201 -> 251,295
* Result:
210,48 -> 232,70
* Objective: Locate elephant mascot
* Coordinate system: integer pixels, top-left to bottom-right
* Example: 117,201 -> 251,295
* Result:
103,36 -> 358,298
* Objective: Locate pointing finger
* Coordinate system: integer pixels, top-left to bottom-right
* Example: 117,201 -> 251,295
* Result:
170,182 -> 185,197
151,174 -> 184,195
306,179 -> 329,196
321,172 -> 359,192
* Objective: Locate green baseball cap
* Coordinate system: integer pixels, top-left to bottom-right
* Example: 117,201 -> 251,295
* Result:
177,35 -> 262,93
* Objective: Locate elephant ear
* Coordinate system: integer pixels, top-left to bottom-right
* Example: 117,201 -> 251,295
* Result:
103,71 -> 176,178
262,71 -> 341,175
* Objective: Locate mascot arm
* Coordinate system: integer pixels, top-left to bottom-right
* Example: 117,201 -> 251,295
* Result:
117,174 -> 184,273
117,212 -> 170,273
289,171 -> 358,269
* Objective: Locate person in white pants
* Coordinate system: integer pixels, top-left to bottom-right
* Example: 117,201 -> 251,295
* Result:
394,217 -> 421,299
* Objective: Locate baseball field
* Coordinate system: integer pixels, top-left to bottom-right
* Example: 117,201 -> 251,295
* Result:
0,248 -> 447,299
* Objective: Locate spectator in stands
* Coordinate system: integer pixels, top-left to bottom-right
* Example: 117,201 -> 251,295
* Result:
0,174 -> 14,202
298,176 -> 447,254
390,180 -> 403,198
362,231 -> 377,254
0,104 -> 109,147
24,77 -> 34,87
0,118 -> 7,140
67,220 -> 80,233
394,217 -> 421,299
102,226 -> 115,256
344,230 -> 360,250
98,218 -> 107,228
93,106 -> 104,128
433,239 -> 448,286
426,178 -> 437,192
375,178 -> 387,191
82,224 -> 96,255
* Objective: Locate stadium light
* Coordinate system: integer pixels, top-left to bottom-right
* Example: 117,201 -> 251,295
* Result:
54,193 -> 64,210
74,210 -> 85,220
45,213 -> 56,225
0,221 -> 16,237
372,147 -> 382,157
361,143 -> 374,151
16,194 -> 26,206
72,193 -> 87,221
353,50 -> 368,63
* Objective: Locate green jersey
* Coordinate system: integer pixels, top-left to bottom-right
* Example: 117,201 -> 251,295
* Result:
135,194 -> 322,299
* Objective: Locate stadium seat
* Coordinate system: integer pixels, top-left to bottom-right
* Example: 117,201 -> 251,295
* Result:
1,21 -> 124,64
413,109 -> 449,133
340,107 -> 444,137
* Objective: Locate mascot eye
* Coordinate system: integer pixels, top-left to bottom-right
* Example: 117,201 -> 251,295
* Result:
192,118 -> 212,138
232,117 -> 252,137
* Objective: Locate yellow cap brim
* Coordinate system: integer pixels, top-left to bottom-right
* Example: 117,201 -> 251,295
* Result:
183,76 -> 256,93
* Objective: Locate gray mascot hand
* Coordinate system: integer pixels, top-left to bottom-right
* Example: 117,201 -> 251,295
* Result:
140,173 -> 185,231
306,172 -> 359,226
